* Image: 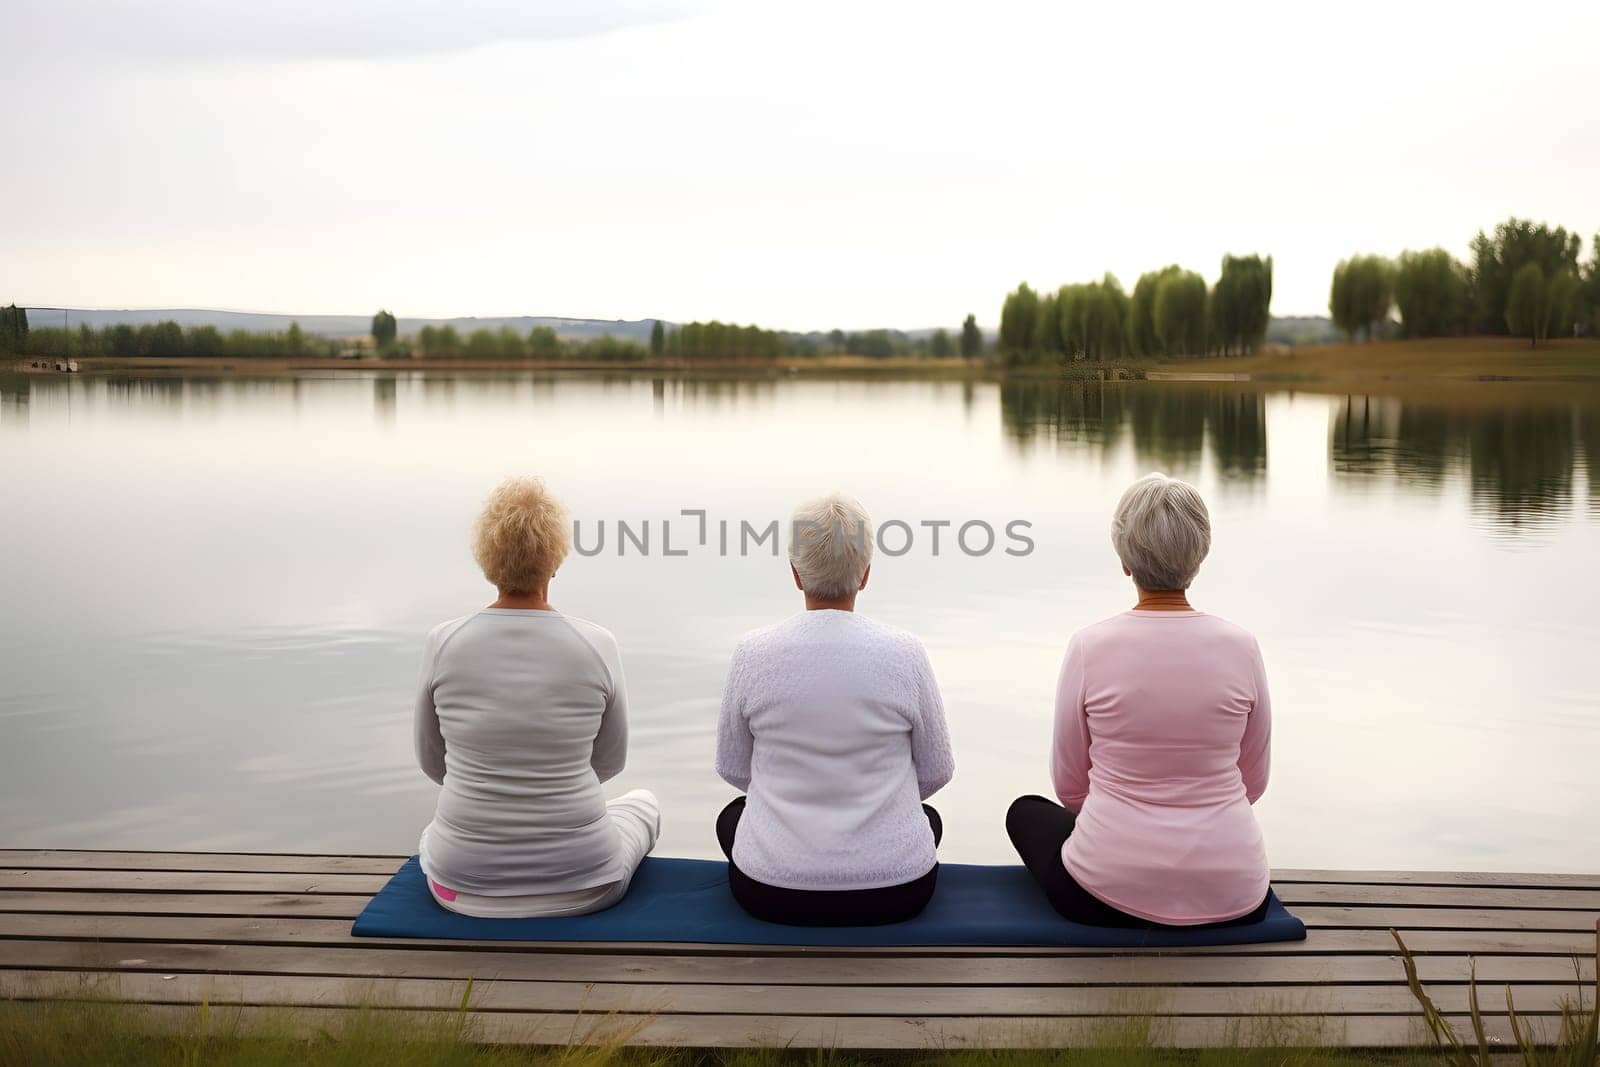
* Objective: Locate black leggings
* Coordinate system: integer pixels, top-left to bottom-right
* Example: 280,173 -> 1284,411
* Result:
1005,795 -> 1270,929
716,797 -> 941,926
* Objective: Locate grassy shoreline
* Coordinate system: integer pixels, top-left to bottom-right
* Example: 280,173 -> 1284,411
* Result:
11,338 -> 1600,396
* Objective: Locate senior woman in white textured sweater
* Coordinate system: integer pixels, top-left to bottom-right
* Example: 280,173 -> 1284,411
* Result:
413,477 -> 660,918
715,493 -> 956,926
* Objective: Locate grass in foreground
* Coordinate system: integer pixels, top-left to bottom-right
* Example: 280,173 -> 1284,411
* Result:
5,924 -> 1597,1067
0,999 -> 1440,1067
1392,920 -> 1598,1067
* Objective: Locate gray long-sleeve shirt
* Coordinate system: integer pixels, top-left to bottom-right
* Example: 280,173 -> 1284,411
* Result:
415,608 -> 630,895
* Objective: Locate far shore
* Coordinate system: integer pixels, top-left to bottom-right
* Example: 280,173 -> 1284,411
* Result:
12,337 -> 1600,399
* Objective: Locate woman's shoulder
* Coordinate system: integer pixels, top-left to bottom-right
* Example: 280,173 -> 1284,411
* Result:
425,614 -> 476,649
849,615 -> 931,664
1074,610 -> 1258,648
557,613 -> 618,645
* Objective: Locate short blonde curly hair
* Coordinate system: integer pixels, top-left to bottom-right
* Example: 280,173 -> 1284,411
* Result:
472,477 -> 571,595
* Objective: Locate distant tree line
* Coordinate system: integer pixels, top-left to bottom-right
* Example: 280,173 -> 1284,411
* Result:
0,305 -> 29,354
660,318 -> 988,362
997,255 -> 1272,365
1330,218 -> 1600,346
6,316 -> 344,359
415,323 -> 650,362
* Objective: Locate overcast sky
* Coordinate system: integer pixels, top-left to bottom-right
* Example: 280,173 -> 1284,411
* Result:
3,0 -> 1597,329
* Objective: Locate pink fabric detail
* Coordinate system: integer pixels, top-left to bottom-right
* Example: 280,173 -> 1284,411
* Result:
429,879 -> 458,902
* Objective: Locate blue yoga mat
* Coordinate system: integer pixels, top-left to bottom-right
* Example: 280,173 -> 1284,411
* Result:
352,856 -> 1306,948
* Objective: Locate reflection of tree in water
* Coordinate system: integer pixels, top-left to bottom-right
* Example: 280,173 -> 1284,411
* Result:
1000,381 -> 1266,481
0,373 -> 29,425
1332,396 -> 1582,531
1579,411 -> 1600,514
373,376 -> 397,424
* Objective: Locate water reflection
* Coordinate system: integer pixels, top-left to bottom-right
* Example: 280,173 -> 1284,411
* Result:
1331,397 -> 1586,535
1001,380 -> 1268,482
2,369 -> 1599,869
374,376 -> 397,425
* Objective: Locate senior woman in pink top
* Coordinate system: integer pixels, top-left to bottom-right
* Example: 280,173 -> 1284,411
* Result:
1007,472 -> 1273,928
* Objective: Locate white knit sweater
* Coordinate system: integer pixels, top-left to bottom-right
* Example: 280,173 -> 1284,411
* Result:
715,610 -> 956,890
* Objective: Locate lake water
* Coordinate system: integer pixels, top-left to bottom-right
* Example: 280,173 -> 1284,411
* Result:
2,371 -> 1597,873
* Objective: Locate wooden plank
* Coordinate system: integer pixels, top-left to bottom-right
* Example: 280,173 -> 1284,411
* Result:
0,870 -> 387,894
5,853 -> 1595,891
3,911 -> 1595,955
1293,906 -> 1600,932
10,867 -> 1596,912
0,968 -> 1587,1017
1274,884 -> 1600,910
0,850 -> 405,875
3,890 -> 1593,933
20,1002 -> 1533,1049
1273,868 -> 1600,890
0,892 -> 364,919
7,852 -> 1595,890
3,938 -> 1593,987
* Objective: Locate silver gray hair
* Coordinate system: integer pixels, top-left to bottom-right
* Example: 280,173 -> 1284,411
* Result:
1110,472 -> 1211,591
788,492 -> 874,600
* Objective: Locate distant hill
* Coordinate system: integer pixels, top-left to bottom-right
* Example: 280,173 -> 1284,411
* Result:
27,307 -> 1337,349
1267,315 -> 1340,346
36,308 -> 660,344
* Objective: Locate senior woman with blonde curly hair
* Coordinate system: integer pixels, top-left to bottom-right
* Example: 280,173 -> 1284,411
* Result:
1007,472 -> 1274,928
413,477 -> 659,918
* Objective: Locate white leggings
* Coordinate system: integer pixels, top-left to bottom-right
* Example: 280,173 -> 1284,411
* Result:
421,788 -> 660,918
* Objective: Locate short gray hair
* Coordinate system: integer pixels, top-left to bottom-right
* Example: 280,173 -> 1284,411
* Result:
788,492 -> 874,600
1110,473 -> 1211,591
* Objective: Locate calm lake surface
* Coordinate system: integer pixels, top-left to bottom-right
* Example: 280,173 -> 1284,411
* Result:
2,371 -> 1597,872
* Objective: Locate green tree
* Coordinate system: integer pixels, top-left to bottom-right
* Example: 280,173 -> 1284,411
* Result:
1469,218 -> 1581,334
464,328 -> 498,360
496,325 -> 526,359
650,320 -> 665,357
437,325 -> 462,356
1153,271 -> 1207,357
1329,256 -> 1393,341
1126,267 -> 1181,357
370,309 -> 398,350
1544,270 -> 1580,340
528,325 -> 562,360
960,314 -> 982,358
1392,249 -> 1469,338
998,283 -> 1039,361
1033,291 -> 1063,356
1209,255 -> 1273,355
139,320 -> 186,357
107,323 -> 136,356
1505,261 -> 1546,346
1091,274 -> 1129,359
1057,285 -> 1085,358
0,305 -> 28,354
928,328 -> 952,358
188,325 -> 224,357
285,321 -> 306,357
1583,234 -> 1600,335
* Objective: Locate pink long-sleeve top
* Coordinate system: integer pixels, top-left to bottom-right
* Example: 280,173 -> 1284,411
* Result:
1053,610 -> 1272,925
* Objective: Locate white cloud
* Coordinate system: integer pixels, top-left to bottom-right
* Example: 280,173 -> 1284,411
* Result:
2,0 -> 1597,326
6,0 -> 695,62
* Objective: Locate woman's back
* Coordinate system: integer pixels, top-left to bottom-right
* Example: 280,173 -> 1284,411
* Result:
1056,610 -> 1271,923
417,608 -> 628,895
717,610 -> 953,890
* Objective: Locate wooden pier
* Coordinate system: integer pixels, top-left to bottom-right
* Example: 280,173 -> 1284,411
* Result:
1,850 -> 1597,1050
